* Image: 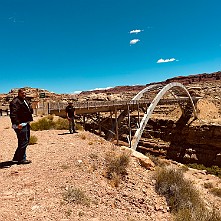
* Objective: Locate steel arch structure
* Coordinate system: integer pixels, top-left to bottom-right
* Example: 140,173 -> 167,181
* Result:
130,82 -> 197,150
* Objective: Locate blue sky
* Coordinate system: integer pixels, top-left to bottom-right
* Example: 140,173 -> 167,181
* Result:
0,0 -> 221,94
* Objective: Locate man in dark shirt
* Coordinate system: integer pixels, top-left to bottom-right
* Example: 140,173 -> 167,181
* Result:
65,102 -> 76,134
10,88 -> 33,164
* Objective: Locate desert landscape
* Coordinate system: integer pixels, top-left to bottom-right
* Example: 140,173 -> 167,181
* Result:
1,71 -> 221,220
1,116 -> 221,221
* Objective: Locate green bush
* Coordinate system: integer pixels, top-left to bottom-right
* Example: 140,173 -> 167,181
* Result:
75,123 -> 83,131
54,118 -> 69,130
187,163 -> 221,178
31,115 -> 82,131
31,116 -> 55,131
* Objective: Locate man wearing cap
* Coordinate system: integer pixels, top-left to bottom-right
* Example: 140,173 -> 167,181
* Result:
9,88 -> 33,164
65,102 -> 76,134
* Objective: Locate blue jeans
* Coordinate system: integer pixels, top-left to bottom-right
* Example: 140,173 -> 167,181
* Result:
69,117 -> 75,133
13,124 -> 30,161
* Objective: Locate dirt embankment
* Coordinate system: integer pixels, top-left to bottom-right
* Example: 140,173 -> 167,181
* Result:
1,116 -> 221,221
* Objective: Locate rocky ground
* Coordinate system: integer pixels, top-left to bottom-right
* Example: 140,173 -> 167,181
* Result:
1,116 -> 221,221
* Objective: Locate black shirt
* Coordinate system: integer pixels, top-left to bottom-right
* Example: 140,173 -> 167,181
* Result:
65,105 -> 75,118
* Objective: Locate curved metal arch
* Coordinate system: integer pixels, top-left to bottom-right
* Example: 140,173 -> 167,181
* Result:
107,84 -> 164,141
131,82 -> 197,150
131,84 -> 163,101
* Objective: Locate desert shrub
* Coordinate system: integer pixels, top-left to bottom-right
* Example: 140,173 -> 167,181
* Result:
187,163 -> 221,178
175,206 -> 221,221
60,164 -> 70,170
75,123 -> 83,131
64,209 -> 72,217
62,186 -> 90,206
80,134 -> 86,140
31,116 -> 55,131
89,153 -> 98,159
206,208 -> 221,221
47,114 -> 54,121
155,165 -> 221,221
31,115 -> 82,131
105,151 -> 130,186
54,118 -> 69,130
29,135 -> 38,145
155,166 -> 203,213
146,153 -> 167,167
210,187 -> 221,198
204,182 -> 214,189
31,115 -> 73,131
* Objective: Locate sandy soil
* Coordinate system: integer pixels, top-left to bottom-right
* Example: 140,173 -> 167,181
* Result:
0,116 -> 221,221
0,116 -> 172,221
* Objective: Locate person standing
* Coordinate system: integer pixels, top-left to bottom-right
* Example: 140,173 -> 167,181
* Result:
65,102 -> 76,134
10,88 -> 33,164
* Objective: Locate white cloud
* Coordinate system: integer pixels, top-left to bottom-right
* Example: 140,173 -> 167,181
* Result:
72,87 -> 113,94
72,91 -> 82,94
130,39 -> 140,45
129,29 -> 143,34
156,58 -> 178,63
90,87 -> 113,91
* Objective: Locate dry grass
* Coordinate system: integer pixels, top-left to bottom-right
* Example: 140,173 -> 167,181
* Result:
30,115 -> 56,130
104,151 -> 130,187
54,117 -> 69,130
62,186 -> 90,206
80,134 -> 86,140
204,182 -> 214,189
155,165 -> 221,221
29,135 -> 38,145
210,188 -> 221,198
30,115 -> 80,131
187,163 -> 221,178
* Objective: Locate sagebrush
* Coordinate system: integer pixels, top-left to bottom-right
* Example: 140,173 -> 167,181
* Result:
31,115 -> 81,131
155,165 -> 221,221
105,151 -> 130,187
29,135 -> 38,145
62,186 -> 90,206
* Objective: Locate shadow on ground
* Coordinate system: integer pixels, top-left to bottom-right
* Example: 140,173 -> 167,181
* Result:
58,131 -> 78,135
0,161 -> 16,169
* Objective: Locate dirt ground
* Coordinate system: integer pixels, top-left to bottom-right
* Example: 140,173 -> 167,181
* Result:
0,116 -> 221,221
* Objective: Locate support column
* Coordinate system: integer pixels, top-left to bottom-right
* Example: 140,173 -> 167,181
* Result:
115,108 -> 119,145
98,112 -> 101,136
137,102 -> 140,128
83,115 -> 86,130
128,104 -> 131,148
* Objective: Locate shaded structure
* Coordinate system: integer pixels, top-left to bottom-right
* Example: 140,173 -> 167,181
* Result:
50,82 -> 198,148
